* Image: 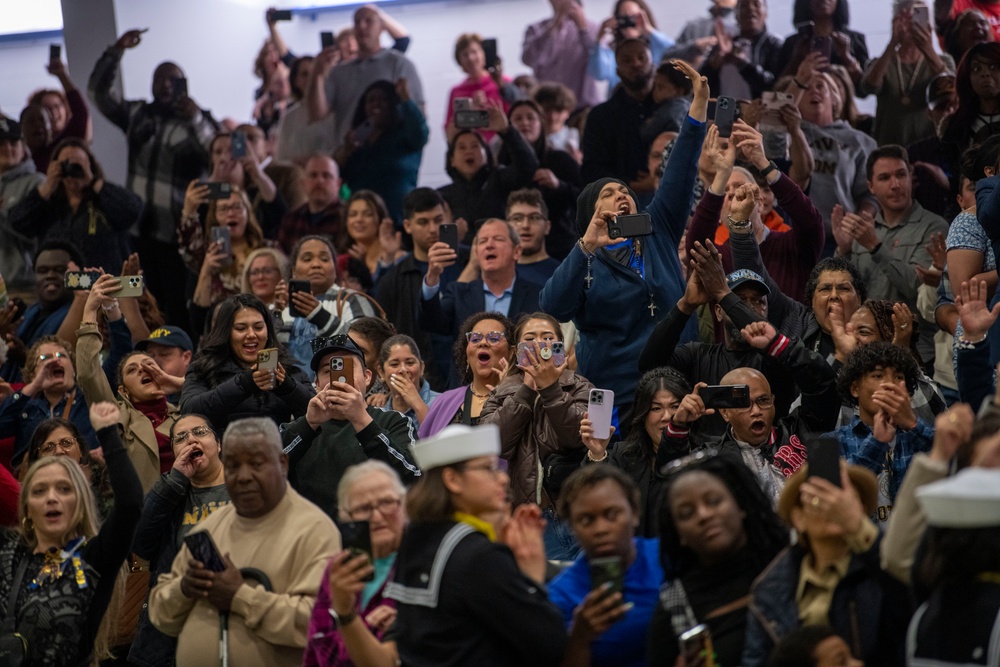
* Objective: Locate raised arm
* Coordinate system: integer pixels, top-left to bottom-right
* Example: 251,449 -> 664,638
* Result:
306,48 -> 338,123
87,30 -> 146,132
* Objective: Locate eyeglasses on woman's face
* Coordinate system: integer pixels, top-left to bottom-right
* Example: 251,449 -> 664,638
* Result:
458,461 -> 505,478
345,497 -> 403,521
38,351 -> 68,363
466,331 -> 505,345
248,266 -> 279,278
173,425 -> 214,445
39,437 -> 78,456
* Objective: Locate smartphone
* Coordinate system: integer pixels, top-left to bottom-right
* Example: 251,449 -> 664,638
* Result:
338,520 -> 375,582
482,38 -> 499,71
760,91 -> 794,128
64,270 -> 101,291
287,279 -> 311,318
588,389 -> 615,440
911,3 -> 930,29
172,76 -> 188,99
795,20 -> 815,38
201,181 -> 232,200
270,9 -> 293,21
50,44 -> 61,61
810,35 -> 832,61
714,96 -> 738,138
550,341 -> 566,367
807,435 -> 842,487
210,226 -> 233,268
700,384 -> 751,410
110,275 -> 144,298
329,355 -> 356,386
707,99 -> 718,121
590,556 -> 624,595
353,120 -> 374,147
438,223 -> 459,253
184,531 -> 226,572
616,14 -> 637,28
321,31 -> 335,50
608,212 -> 653,240
455,110 -> 490,130
231,130 -> 248,159
679,624 -> 716,666
257,347 -> 279,372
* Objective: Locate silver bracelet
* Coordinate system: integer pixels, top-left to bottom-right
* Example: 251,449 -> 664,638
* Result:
726,215 -> 752,230
101,298 -> 120,312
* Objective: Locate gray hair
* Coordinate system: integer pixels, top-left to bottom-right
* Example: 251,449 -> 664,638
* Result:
223,417 -> 282,453
476,218 -> 521,247
336,461 -> 407,519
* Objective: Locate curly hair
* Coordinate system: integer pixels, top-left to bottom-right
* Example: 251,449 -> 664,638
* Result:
835,341 -> 920,405
453,311 -> 514,385
804,256 -> 868,305
658,454 -> 789,580
858,300 -> 922,365
617,367 -> 691,463
23,335 -> 73,383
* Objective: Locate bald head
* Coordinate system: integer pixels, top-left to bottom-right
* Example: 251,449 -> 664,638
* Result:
720,367 -> 768,390
718,368 -> 775,446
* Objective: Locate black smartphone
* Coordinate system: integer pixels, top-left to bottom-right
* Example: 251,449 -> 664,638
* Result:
454,109 -> 490,130
482,38 -> 499,71
438,223 -> 459,253
60,161 -> 86,179
329,355 -> 356,386
287,279 -> 311,318
707,99 -> 717,121
700,384 -> 751,410
338,520 -> 374,582
616,14 -> 636,28
270,9 -> 292,21
184,531 -> 227,572
172,77 -> 188,99
321,31 -> 335,50
201,181 -> 232,200
807,435 -> 842,487
210,226 -> 232,267
231,130 -> 248,159
795,20 -> 815,38
64,270 -> 102,291
590,556 -> 624,595
714,96 -> 739,138
810,35 -> 832,61
609,212 -> 653,239
50,44 -> 61,61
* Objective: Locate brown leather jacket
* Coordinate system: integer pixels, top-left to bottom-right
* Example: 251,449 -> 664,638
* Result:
479,369 -> 592,507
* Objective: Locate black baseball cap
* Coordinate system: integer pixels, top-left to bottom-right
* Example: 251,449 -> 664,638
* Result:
727,269 -> 770,295
0,117 -> 22,141
310,334 -> 366,372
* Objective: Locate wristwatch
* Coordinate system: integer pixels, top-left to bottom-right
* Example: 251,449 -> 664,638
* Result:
329,607 -> 358,628
759,161 -> 779,179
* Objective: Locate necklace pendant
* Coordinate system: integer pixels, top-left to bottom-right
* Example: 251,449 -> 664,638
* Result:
648,300 -> 657,317
900,95 -> 911,107
584,273 -> 593,289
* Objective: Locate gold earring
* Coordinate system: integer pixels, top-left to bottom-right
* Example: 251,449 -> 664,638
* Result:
21,516 -> 32,534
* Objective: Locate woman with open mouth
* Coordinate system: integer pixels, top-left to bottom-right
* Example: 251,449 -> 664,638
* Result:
419,312 -> 513,438
0,335 -> 97,470
0,401 -> 142,667
180,294 -> 313,433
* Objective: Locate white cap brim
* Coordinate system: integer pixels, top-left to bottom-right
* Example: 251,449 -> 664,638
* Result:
411,423 -> 500,470
917,468 -> 1000,528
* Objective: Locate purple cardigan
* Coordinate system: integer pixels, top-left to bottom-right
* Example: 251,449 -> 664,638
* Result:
418,386 -> 466,438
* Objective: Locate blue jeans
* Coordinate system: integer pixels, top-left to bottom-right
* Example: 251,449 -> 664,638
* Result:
543,507 -> 581,562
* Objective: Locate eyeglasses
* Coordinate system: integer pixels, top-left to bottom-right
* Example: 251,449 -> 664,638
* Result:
248,267 -> 279,277
216,203 -> 244,214
466,331 -> 505,345
737,395 -> 775,413
346,497 -> 403,521
660,448 -> 720,477
38,352 -> 68,362
458,462 -> 505,477
173,425 -> 214,445
508,213 -> 546,224
39,437 -> 78,456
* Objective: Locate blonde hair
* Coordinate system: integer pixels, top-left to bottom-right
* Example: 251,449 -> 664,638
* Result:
19,456 -> 100,549
241,247 -> 290,293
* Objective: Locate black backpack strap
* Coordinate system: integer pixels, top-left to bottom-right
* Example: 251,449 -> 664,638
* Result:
3,554 -> 29,631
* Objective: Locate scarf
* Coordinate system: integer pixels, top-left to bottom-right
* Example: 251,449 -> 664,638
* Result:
133,397 -> 174,473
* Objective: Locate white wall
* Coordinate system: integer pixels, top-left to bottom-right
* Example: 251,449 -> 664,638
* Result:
1,0 -> 895,186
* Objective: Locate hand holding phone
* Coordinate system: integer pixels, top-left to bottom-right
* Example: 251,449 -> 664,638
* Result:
588,389 -> 615,440
699,384 -> 751,410
329,355 -> 356,387
714,96 -> 739,139
231,130 -> 248,159
807,436 -> 842,487
337,520 -> 374,582
257,348 -> 279,372
287,279 -> 311,318
210,226 -> 233,268
184,531 -> 226,572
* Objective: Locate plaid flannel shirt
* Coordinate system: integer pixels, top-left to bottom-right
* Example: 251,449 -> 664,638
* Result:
826,417 -> 934,502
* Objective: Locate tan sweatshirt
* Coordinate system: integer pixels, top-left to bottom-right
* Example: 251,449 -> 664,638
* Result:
149,487 -> 341,667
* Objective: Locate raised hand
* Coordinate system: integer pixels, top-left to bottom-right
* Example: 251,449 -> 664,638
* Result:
89,401 -> 120,430
872,380 -> 917,431
115,29 -> 148,51
956,279 -> 1000,341
579,412 -> 615,460
689,241 -> 729,301
930,403 -> 973,463
891,302 -> 914,347
828,301 -> 858,361
671,383 -> 715,426
729,182 -> 760,223
740,320 -> 778,350
730,120 -> 767,169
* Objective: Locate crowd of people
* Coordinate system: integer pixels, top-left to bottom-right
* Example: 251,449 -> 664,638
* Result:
2,0 -> 1000,664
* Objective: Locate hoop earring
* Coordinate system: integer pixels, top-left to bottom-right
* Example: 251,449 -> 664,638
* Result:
21,516 -> 33,535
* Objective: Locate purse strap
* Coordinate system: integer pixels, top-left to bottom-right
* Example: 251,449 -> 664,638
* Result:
3,554 -> 30,631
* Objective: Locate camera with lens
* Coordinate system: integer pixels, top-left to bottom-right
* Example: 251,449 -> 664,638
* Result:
616,14 -> 636,28
60,161 -> 86,179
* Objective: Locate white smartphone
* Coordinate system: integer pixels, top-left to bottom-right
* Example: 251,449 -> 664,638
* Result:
257,348 -> 279,372
588,389 -> 615,440
911,3 -> 930,29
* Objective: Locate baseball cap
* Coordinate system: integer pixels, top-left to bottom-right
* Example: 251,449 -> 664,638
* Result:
310,334 -> 366,371
0,117 -> 22,141
136,326 -> 194,352
926,73 -> 956,111
727,269 -> 770,295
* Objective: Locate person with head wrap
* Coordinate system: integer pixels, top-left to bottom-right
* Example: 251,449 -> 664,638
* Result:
540,60 -> 708,421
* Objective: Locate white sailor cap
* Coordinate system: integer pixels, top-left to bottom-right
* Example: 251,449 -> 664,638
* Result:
916,468 -> 1000,528
411,424 -> 500,471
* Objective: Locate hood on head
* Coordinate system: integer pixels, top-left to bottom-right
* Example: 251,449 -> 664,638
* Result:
575,177 -> 638,237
